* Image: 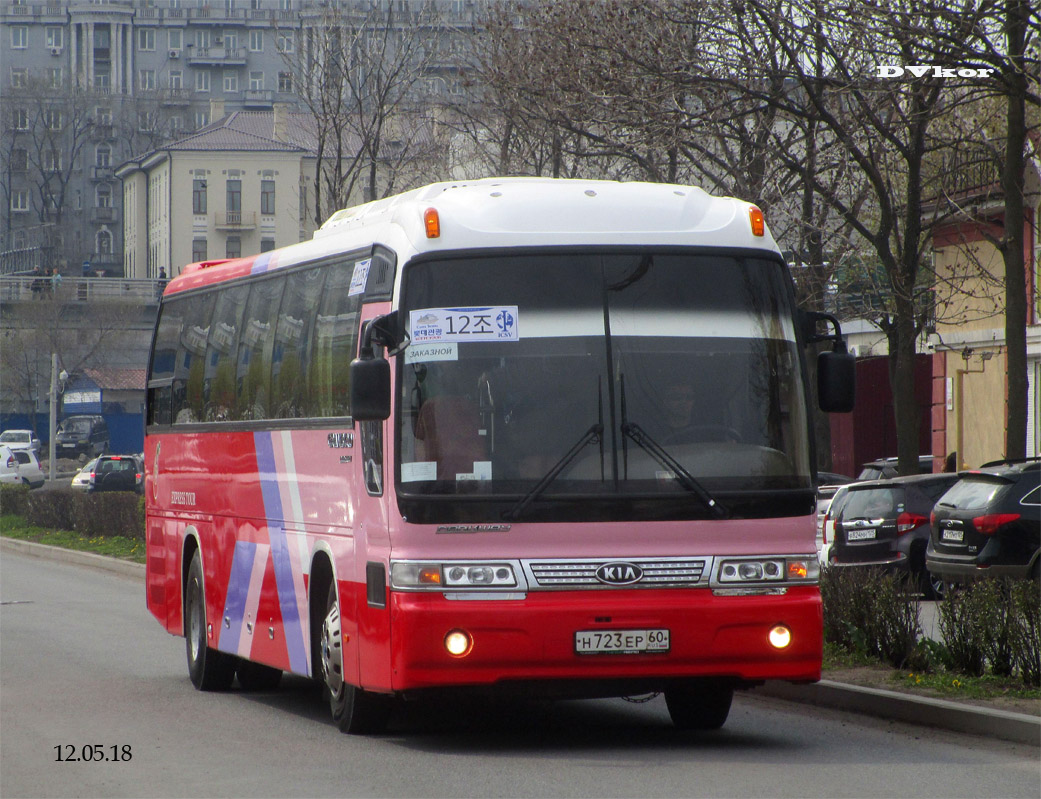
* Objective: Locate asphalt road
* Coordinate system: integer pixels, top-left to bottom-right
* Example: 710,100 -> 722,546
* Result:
2,551 -> 1038,799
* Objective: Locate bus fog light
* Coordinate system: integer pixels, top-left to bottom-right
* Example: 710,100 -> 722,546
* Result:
444,629 -> 473,657
769,625 -> 792,649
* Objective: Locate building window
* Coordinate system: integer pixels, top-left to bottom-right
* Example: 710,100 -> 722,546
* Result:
11,148 -> 27,171
192,238 -> 207,262
226,179 -> 241,213
249,71 -> 264,91
96,185 -> 112,208
261,179 -> 275,215
47,68 -> 62,89
43,110 -> 63,130
11,27 -> 27,49
260,238 -> 275,252
195,71 -> 210,92
196,30 -> 210,49
169,29 -> 182,50
170,70 -> 183,89
94,73 -> 109,92
11,68 -> 28,89
43,149 -> 62,171
46,28 -> 64,49
194,110 -> 209,128
223,31 -> 237,50
14,108 -> 29,130
138,111 -> 155,131
193,178 -> 207,214
223,71 -> 238,92
169,115 -> 183,133
226,236 -> 241,259
276,31 -> 294,53
96,144 -> 111,167
11,190 -> 28,212
140,69 -> 156,91
96,106 -> 112,125
278,71 -> 292,93
97,230 -> 112,255
249,30 -> 263,51
138,29 -> 156,51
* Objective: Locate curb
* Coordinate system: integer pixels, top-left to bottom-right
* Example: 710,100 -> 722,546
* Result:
753,679 -> 1040,746
2,536 -> 1039,746
1,537 -> 145,578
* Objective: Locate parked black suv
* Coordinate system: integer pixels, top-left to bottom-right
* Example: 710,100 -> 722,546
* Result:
88,454 -> 143,494
926,460 -> 1040,584
55,415 -> 109,460
856,456 -> 934,481
827,472 -> 961,598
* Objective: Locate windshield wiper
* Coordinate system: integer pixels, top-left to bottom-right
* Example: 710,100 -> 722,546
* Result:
503,423 -> 604,521
621,421 -> 729,519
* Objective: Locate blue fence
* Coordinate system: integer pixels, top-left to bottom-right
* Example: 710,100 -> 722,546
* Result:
1,412 -> 144,455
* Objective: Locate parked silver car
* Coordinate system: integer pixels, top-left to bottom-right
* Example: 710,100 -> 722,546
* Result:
0,429 -> 42,458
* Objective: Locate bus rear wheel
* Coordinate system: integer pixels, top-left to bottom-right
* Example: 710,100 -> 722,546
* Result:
185,550 -> 235,691
664,679 -> 734,730
321,583 -> 390,734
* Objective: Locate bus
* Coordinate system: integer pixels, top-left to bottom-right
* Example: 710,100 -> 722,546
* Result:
145,177 -> 854,734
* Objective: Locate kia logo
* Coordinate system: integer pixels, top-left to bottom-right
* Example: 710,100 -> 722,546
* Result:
595,562 -> 643,585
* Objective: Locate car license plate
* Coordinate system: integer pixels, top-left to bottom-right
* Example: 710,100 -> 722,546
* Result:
575,629 -> 670,655
846,529 -> 876,541
942,529 -> 964,542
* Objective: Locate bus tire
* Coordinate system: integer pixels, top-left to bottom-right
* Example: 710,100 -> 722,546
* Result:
321,582 -> 390,735
664,679 -> 733,730
236,660 -> 282,692
184,550 -> 235,691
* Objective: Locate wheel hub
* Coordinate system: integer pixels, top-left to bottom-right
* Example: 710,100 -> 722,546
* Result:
321,602 -> 344,696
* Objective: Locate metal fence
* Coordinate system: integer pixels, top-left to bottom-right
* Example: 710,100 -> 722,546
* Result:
0,276 -> 165,304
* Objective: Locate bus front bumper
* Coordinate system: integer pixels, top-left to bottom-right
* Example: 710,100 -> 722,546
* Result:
387,586 -> 822,694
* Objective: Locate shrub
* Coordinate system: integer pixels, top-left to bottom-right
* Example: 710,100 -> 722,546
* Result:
24,487 -> 144,540
1010,579 -> 1041,687
0,483 -> 31,517
820,567 -> 923,669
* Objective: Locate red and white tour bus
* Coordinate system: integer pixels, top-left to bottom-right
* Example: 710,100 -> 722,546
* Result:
145,178 -> 854,733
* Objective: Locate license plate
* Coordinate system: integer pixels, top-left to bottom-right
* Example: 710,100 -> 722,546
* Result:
575,629 -> 670,655
846,529 -> 876,541
942,529 -> 964,542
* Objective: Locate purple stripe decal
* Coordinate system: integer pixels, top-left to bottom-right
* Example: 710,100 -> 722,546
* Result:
254,432 -> 309,675
218,541 -> 257,653
251,251 -> 276,275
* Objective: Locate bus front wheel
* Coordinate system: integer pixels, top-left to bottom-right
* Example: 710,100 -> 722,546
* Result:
664,679 -> 733,730
184,551 -> 235,691
321,582 -> 390,734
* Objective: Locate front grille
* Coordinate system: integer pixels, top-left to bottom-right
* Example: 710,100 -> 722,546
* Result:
526,559 -> 707,589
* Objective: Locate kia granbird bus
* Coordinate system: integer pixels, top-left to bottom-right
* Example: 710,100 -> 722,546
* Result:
145,178 -> 854,734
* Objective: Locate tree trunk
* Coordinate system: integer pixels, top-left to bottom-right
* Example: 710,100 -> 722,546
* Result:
888,300 -> 922,476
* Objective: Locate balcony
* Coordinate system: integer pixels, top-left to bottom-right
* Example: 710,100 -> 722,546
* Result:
157,88 -> 191,106
243,89 -> 274,108
187,46 -> 247,67
92,166 -> 114,181
91,206 -> 119,224
215,211 -> 256,230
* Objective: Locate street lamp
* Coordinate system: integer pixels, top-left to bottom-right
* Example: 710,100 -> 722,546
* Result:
47,354 -> 68,482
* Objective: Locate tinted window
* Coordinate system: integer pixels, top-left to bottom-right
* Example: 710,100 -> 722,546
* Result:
235,276 -> 282,420
203,284 -> 249,421
308,259 -> 361,417
172,292 -> 216,424
270,267 -> 324,418
839,487 -> 900,518
936,478 -> 1004,510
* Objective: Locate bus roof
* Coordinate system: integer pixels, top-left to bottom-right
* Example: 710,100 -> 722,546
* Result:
164,178 -> 779,297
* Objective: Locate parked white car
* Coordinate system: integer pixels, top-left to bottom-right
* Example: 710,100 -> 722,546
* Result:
70,457 -> 100,492
0,445 -> 46,489
0,429 -> 42,457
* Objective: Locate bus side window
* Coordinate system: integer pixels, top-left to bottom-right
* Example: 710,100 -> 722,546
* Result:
308,258 -> 361,418
173,293 -> 216,424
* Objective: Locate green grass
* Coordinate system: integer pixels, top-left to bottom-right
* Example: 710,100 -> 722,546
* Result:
1,513 -> 144,563
894,669 -> 1041,702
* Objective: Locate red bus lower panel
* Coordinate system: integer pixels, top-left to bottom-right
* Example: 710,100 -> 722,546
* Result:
387,586 -> 821,693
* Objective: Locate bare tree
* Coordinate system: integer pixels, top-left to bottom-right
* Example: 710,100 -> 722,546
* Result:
283,2 -> 451,225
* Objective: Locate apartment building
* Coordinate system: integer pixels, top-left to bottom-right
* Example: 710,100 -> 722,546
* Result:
0,0 -> 474,276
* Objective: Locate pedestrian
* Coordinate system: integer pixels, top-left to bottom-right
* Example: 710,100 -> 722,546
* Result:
51,268 -> 62,295
157,267 -> 168,300
30,266 -> 45,299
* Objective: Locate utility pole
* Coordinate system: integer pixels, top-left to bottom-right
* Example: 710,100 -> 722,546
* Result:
47,353 -> 67,482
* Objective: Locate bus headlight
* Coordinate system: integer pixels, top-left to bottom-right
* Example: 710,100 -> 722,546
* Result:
716,557 -> 818,585
444,629 -> 473,657
769,625 -> 792,649
391,561 -> 519,590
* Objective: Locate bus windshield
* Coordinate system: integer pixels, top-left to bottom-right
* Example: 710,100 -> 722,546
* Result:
397,250 -> 811,522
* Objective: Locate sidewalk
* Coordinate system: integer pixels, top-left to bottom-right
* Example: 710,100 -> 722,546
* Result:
3,536 -> 1039,746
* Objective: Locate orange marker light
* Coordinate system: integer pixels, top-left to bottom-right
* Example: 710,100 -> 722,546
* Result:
424,207 -> 441,238
749,206 -> 765,237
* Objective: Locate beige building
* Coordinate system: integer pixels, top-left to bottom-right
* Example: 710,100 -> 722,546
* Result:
117,102 -> 318,279
927,138 -> 1041,468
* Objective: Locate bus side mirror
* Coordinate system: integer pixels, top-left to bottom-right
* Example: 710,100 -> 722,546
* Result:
350,357 -> 391,421
818,347 -> 855,413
